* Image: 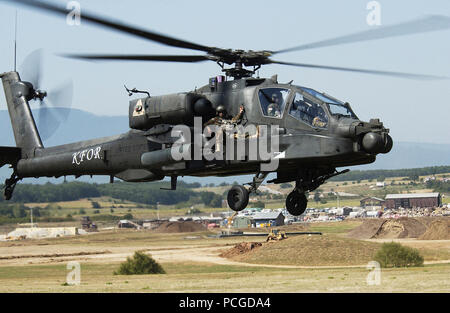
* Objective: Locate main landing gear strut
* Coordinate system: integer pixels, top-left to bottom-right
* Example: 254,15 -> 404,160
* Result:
283,168 -> 350,216
227,168 -> 350,216
3,171 -> 20,201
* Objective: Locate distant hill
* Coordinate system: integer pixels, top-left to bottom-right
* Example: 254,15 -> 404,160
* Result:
0,108 -> 128,184
0,108 -> 128,147
0,109 -> 449,184
357,141 -> 450,170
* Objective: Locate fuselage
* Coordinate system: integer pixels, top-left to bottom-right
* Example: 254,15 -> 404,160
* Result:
11,75 -> 391,182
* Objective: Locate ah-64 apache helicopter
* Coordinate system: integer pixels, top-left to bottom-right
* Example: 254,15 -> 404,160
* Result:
1,0 -> 449,216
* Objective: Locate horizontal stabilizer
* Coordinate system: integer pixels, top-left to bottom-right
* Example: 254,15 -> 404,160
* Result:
0,146 -> 21,168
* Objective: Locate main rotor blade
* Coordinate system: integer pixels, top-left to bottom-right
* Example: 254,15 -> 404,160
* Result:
274,15 -> 450,54
62,54 -> 210,63
270,60 -> 449,80
8,0 -> 215,53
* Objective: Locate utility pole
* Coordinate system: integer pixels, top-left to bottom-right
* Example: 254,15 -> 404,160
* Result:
156,202 -> 160,220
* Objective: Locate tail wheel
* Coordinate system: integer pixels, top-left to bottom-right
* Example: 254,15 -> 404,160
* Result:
4,186 -> 13,200
227,185 -> 249,212
286,191 -> 307,216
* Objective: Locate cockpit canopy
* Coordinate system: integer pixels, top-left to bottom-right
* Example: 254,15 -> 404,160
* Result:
257,85 -> 357,129
258,87 -> 290,118
301,87 -> 357,120
289,91 -> 328,128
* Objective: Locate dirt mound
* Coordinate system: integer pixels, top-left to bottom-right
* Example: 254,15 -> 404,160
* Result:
419,220 -> 450,240
219,242 -> 263,258
347,219 -> 384,239
348,218 -> 427,239
374,218 -> 426,239
221,235 -> 381,266
415,217 -> 438,227
154,221 -> 206,233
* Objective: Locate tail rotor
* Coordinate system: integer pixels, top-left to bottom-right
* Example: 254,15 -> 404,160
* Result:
20,49 -> 73,141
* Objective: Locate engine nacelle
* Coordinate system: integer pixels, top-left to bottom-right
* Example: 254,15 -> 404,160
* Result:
129,93 -> 215,130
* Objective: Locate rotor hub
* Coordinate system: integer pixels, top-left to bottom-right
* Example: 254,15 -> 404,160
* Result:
208,50 -> 272,79
34,89 -> 47,101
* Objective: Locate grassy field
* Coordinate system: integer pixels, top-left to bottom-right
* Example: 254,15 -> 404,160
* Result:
0,261 -> 449,292
0,172 -> 448,293
308,220 -> 363,234
0,221 -> 449,292
22,197 -> 228,224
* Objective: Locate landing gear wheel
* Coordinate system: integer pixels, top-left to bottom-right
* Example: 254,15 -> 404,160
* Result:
286,191 -> 307,216
227,185 -> 249,212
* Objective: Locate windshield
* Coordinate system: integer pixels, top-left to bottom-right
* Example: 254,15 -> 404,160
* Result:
301,87 -> 357,119
301,87 -> 342,104
327,103 -> 357,118
289,92 -> 328,128
258,87 -> 290,118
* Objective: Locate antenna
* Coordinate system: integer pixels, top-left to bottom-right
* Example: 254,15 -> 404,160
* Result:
14,10 -> 17,72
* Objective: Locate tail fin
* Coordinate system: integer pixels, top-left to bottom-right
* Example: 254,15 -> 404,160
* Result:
1,71 -> 43,158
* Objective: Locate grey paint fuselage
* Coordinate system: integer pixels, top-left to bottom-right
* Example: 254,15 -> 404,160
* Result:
3,73 -> 386,183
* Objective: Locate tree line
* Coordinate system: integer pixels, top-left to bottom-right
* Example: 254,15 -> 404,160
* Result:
1,165 -> 448,206
330,166 -> 450,182
425,180 -> 450,193
0,180 -> 221,207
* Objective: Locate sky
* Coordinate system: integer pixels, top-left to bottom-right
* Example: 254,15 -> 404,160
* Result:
1,0 -> 450,147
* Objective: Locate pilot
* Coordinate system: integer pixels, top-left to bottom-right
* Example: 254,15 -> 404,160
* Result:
300,102 -> 311,123
312,107 -> 327,128
291,100 -> 309,122
290,102 -> 299,118
267,93 -> 281,117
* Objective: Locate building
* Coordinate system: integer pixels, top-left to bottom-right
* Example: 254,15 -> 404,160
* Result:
385,193 -> 441,209
117,220 -> 141,229
232,216 -> 252,228
360,197 -> 385,208
251,212 -> 285,228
